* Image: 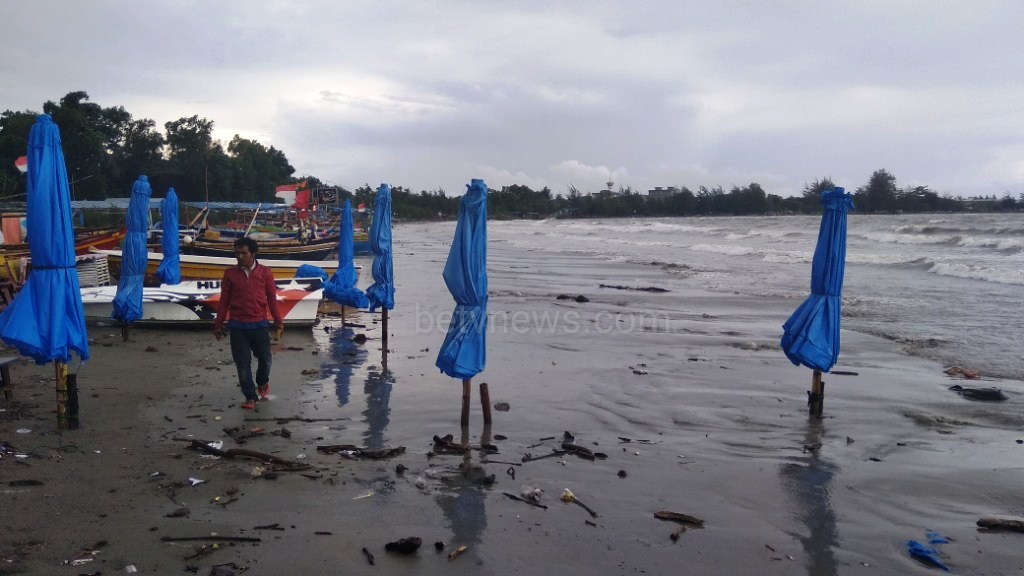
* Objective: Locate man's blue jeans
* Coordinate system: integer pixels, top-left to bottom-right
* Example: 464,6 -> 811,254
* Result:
229,327 -> 272,401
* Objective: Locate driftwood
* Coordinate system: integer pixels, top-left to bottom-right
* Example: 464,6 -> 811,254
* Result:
244,416 -> 349,423
977,517 -> 1024,533
599,283 -> 669,293
316,444 -> 407,459
654,510 -> 705,527
521,450 -> 567,463
430,434 -> 499,455
177,438 -> 311,471
503,492 -> 548,509
161,535 -> 261,543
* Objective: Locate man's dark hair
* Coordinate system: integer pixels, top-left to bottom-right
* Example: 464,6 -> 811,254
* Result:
234,237 -> 259,254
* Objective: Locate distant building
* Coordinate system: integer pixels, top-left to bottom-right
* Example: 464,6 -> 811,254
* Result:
594,180 -> 621,199
647,186 -> 678,199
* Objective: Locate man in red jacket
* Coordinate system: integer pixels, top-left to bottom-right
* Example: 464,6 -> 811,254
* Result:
213,237 -> 284,409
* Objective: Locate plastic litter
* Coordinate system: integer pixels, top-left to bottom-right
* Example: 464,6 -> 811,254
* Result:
189,477 -> 205,486
15,428 -> 30,434
907,540 -> 950,572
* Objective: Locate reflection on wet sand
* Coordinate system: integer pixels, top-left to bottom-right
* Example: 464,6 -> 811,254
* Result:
362,369 -> 394,449
435,427 -> 492,549
780,422 -> 839,576
323,322 -> 368,407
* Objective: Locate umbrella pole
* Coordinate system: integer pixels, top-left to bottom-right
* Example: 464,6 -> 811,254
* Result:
55,362 -> 68,429
122,323 -> 129,342
479,382 -> 492,425
461,378 -> 471,428
381,309 -> 389,371
809,370 -> 824,417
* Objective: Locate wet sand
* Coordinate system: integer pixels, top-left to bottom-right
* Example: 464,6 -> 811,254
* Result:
2,222 -> 1023,575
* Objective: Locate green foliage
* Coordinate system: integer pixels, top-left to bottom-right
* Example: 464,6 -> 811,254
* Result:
0,91 -> 1018,219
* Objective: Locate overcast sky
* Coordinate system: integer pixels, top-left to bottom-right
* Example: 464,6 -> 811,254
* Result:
3,1 -> 1023,198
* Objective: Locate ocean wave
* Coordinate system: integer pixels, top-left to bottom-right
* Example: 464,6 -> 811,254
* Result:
846,252 -> 927,265
859,231 -> 959,245
725,229 -> 803,241
956,236 -> 1024,253
689,243 -> 758,257
928,262 -> 1024,285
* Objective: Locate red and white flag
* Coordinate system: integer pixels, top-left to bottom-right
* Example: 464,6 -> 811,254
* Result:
357,203 -> 366,213
14,156 -> 27,173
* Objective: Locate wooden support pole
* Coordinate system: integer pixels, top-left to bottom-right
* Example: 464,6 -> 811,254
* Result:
381,309 -> 389,372
122,323 -> 129,342
461,378 -> 471,428
809,369 -> 824,417
55,362 -> 68,429
479,382 -> 492,425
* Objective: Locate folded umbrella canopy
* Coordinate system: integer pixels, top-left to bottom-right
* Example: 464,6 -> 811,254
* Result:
436,180 -> 489,426
112,175 -> 152,329
155,187 -> 180,285
0,114 -> 90,364
324,199 -> 369,309
780,187 -> 853,415
365,183 -> 394,312
436,179 -> 488,380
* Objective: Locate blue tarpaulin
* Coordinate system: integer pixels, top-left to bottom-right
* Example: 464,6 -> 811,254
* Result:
324,199 -> 369,309
112,176 -> 151,324
780,188 -> 854,372
295,264 -> 328,282
436,179 -> 488,380
0,115 -> 90,364
155,188 -> 180,285
365,183 -> 394,312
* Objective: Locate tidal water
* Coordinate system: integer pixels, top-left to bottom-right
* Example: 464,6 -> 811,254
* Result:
488,213 -> 1024,380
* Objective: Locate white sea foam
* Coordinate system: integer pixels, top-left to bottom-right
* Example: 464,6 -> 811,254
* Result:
688,243 -> 758,257
859,231 -> 956,245
928,261 -> 1024,285
957,236 -> 1024,252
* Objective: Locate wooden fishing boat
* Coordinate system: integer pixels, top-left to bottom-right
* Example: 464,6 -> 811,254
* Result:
183,240 -> 336,261
93,249 -> 346,281
1,229 -> 127,283
80,278 -> 325,327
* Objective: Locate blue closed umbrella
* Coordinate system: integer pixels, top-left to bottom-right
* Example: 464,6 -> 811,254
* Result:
437,179 -> 488,380
0,114 -> 90,365
365,183 -> 394,312
436,180 -> 488,426
780,187 -> 853,415
155,187 -> 180,285
112,175 -> 151,329
365,183 -> 395,370
324,199 -> 369,309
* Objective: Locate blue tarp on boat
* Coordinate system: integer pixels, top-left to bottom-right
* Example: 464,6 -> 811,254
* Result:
436,179 -> 488,379
0,115 -> 90,364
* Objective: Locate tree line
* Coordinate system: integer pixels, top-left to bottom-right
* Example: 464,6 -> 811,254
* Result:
3,91 -> 1021,219
0,91 -> 294,203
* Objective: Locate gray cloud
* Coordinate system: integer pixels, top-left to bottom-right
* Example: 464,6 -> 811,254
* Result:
2,0 -> 1023,198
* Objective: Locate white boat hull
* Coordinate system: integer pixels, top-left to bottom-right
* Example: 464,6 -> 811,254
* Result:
81,279 -> 323,327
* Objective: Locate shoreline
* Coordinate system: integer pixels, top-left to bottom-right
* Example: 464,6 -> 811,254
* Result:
1,223 -> 1022,574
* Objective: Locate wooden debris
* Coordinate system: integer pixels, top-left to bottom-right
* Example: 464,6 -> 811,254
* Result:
160,535 -> 261,543
599,283 -> 669,293
654,510 -> 705,527
977,517 -> 1024,533
503,492 -> 548,509
315,444 -> 407,459
448,545 -> 468,560
177,438 -> 311,471
361,547 -> 375,565
670,525 -> 687,541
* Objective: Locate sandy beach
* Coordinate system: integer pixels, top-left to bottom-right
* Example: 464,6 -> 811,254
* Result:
2,222 -> 1023,575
